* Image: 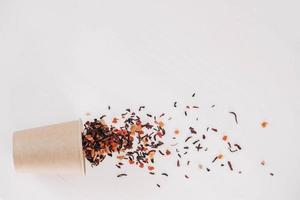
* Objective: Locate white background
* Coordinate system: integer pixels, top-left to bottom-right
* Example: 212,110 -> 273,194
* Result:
1,0 -> 300,200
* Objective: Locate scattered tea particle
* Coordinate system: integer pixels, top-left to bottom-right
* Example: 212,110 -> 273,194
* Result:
261,121 -> 268,128
192,140 -> 200,145
261,160 -> 266,166
221,164 -> 224,167
183,151 -> 188,155
174,101 -> 177,107
206,168 -> 210,172
177,153 -> 182,158
159,113 -> 165,118
196,144 -> 202,151
138,106 -> 145,111
100,115 -> 106,119
192,93 -> 195,97
183,146 -> 189,149
185,136 -> 192,142
228,142 -> 238,152
202,134 -> 206,139
228,161 -> 233,171
165,149 -> 171,155
168,117 -> 172,120
238,171 -> 242,174
156,184 -> 161,188
85,112 -> 91,116
229,112 -> 238,124
149,172 -> 155,175
198,164 -> 203,169
211,128 -> 218,132
212,156 -> 218,163
187,161 -> 190,166
192,106 -> 199,109
148,166 -> 155,171
234,144 -> 242,150
189,127 -> 197,134
108,105 -> 111,110
211,105 -> 215,108
185,175 -> 189,179
206,127 -> 209,131
177,160 -> 180,167
116,165 -> 121,169
270,173 -> 274,176
121,112 -> 128,118
146,114 -> 153,118
171,143 -> 178,146
222,135 -> 228,141
196,117 -> 199,121
184,111 -> 187,116
117,173 -> 127,178
162,173 -> 168,177
158,150 -> 165,156
186,106 -> 190,109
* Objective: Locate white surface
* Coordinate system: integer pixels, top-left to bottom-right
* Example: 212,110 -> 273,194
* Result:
1,0 -> 300,200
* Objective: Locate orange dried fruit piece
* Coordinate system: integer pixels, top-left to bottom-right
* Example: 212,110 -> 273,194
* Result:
217,154 -> 224,159
130,124 -> 137,133
85,135 -> 94,141
129,160 -> 134,164
148,166 -> 155,171
117,155 -> 124,160
136,124 -> 142,132
222,135 -> 228,141
261,121 -> 268,128
165,149 -> 171,155
158,121 -> 164,128
148,151 -> 156,158
174,129 -> 180,135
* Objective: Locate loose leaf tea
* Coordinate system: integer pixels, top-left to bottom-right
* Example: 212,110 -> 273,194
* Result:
82,93 -> 274,188
82,111 -> 166,168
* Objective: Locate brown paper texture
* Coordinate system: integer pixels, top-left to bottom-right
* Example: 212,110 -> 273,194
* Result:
13,120 -> 86,175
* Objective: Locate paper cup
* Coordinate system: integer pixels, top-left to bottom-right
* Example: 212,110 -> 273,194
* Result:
13,120 -> 85,175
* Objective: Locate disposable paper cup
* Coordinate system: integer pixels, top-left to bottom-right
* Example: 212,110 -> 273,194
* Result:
13,120 -> 85,175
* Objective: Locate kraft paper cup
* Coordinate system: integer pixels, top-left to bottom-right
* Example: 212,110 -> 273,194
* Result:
13,120 -> 86,175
